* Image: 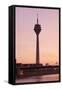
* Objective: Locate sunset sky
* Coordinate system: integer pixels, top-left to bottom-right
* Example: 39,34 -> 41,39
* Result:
16,7 -> 59,65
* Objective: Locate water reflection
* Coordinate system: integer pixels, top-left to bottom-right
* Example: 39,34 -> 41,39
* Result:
16,74 -> 59,83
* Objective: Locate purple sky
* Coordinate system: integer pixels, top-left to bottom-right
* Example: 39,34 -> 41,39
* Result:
16,7 -> 59,65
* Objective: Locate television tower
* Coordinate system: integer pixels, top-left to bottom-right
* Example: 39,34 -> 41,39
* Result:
34,14 -> 41,64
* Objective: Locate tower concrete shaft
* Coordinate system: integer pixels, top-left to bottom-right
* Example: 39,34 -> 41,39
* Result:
36,34 -> 39,64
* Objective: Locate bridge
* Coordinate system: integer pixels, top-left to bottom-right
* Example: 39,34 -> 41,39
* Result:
16,64 -> 59,78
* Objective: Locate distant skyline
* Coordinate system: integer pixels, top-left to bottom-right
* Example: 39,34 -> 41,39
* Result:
16,7 -> 59,65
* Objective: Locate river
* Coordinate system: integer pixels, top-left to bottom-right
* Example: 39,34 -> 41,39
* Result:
16,74 -> 59,83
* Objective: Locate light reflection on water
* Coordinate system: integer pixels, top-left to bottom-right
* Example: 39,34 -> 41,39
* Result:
16,74 -> 59,83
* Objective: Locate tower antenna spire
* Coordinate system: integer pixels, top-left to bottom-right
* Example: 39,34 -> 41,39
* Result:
37,13 -> 38,24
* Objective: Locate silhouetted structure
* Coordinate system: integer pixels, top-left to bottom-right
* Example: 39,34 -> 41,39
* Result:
34,14 -> 41,64
16,64 -> 59,78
